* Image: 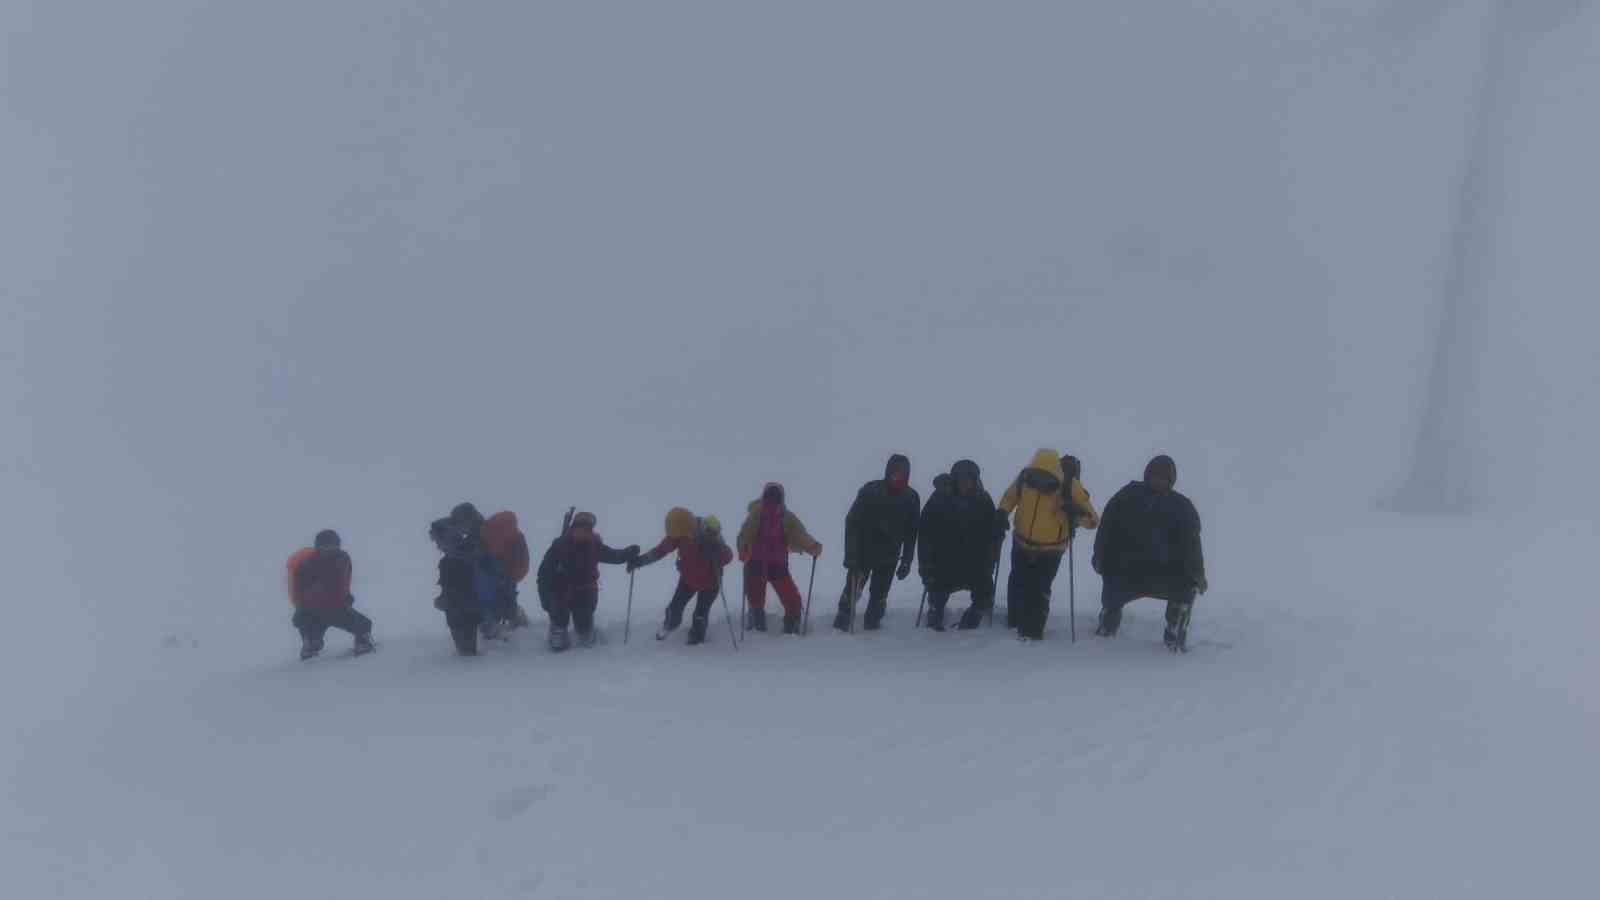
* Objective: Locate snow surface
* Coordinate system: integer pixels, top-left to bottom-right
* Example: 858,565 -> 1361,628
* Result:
4,1 -> 1598,897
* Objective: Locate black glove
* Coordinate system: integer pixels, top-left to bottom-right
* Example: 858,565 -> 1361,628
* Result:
625,545 -> 641,562
994,509 -> 1011,532
626,558 -> 641,573
896,561 -> 911,581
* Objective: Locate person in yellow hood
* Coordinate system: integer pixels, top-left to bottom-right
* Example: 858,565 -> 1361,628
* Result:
996,449 -> 1099,640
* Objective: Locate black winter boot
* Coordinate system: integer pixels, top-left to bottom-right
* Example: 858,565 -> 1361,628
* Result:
957,606 -> 985,630
782,613 -> 801,635
300,635 -> 323,660
687,615 -> 708,646
1164,603 -> 1191,652
863,599 -> 885,631
352,633 -> 375,656
1095,608 -> 1121,638
927,606 -> 946,632
832,606 -> 852,632
663,604 -> 684,633
749,607 -> 768,632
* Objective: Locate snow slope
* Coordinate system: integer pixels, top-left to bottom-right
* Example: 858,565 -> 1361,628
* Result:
10,515 -> 1597,898
4,1 -> 1598,897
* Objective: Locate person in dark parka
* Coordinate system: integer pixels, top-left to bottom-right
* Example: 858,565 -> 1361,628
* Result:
836,453 -> 921,631
1092,455 -> 1208,650
916,460 -> 1001,631
536,511 -> 639,651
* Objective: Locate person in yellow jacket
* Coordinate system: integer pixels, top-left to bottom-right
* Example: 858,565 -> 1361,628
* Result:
996,449 -> 1099,640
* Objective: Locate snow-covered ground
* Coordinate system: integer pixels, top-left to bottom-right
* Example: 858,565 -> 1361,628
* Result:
5,1 -> 1598,897
8,512 -> 1597,898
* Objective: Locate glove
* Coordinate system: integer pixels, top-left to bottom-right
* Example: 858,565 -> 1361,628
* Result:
896,561 -> 911,581
809,542 -> 823,559
739,547 -> 750,563
1195,574 -> 1209,596
625,545 -> 641,562
626,558 -> 641,573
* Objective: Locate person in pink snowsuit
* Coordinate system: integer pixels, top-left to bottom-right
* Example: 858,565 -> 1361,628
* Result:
735,483 -> 822,634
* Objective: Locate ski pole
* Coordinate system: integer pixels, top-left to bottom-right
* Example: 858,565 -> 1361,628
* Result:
624,570 -> 635,644
719,585 -> 739,651
1069,539 -> 1077,643
802,554 -> 817,635
915,589 -> 927,629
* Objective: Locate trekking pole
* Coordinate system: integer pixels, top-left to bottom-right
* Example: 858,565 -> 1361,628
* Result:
719,585 -> 739,651
989,557 -> 1001,627
1069,540 -> 1077,643
802,554 -> 818,635
624,570 -> 635,644
915,589 -> 927,629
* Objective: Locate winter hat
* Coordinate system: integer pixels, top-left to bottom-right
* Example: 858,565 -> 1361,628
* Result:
701,515 -> 722,535
1059,452 -> 1082,483
1144,455 -> 1178,487
932,473 -> 954,493
762,483 -> 785,506
884,454 -> 911,481
314,529 -> 341,550
950,459 -> 981,482
449,502 -> 484,529
665,507 -> 696,539
570,511 -> 597,531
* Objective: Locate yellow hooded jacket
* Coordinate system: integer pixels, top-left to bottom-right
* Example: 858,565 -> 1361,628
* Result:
998,449 -> 1100,554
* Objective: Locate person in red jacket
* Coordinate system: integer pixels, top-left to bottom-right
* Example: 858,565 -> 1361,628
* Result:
286,529 -> 374,660
628,508 -> 734,645
535,512 -> 640,651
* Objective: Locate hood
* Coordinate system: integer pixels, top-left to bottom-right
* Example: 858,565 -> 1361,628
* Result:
665,507 -> 696,539
950,459 -> 982,486
1024,449 -> 1065,482
884,454 -> 911,481
1144,455 -> 1178,487
761,482 -> 786,507
932,473 -> 954,494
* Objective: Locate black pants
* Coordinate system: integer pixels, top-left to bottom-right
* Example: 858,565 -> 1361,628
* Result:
1100,575 -> 1195,632
669,582 -> 718,620
443,605 -> 480,654
293,605 -> 372,641
838,563 -> 894,622
1009,548 -> 1063,639
926,571 -> 996,614
541,586 -> 598,633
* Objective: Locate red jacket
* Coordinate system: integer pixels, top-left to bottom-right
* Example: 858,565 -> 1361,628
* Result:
287,548 -> 353,610
644,535 -> 734,592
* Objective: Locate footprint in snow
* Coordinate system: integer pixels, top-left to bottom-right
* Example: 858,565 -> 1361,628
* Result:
493,784 -> 553,820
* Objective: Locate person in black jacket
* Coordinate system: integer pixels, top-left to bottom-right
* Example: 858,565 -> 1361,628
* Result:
835,453 -> 921,631
431,517 -> 492,656
1092,455 -> 1208,650
535,511 -> 639,652
916,460 -> 1002,631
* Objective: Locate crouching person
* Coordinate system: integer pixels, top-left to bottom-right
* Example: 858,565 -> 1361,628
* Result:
1092,455 -> 1207,651
287,529 -> 374,660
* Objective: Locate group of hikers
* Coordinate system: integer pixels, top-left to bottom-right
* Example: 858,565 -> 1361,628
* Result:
284,450 -> 1208,659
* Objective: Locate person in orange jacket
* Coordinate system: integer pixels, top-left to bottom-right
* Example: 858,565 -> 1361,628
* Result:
286,529 -> 374,660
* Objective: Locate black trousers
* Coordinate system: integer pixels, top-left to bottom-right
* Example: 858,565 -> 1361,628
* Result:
669,582 -> 718,620
444,605 -> 480,653
1100,575 -> 1196,632
838,563 -> 894,621
293,605 -> 372,640
926,570 -> 996,613
541,586 -> 598,632
1009,548 -> 1063,639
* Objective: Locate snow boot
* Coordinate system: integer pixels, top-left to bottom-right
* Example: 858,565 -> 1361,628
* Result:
782,613 -> 801,635
957,606 -> 985,630
299,635 -> 324,660
508,605 -> 531,631
687,615 -> 709,646
663,604 -> 684,633
832,606 -> 852,632
352,633 -> 376,656
1095,608 -> 1121,638
577,628 -> 598,648
926,606 -> 946,632
480,620 -> 503,642
1164,603 -> 1191,653
548,625 -> 572,653
749,607 -> 768,633
863,599 -> 885,631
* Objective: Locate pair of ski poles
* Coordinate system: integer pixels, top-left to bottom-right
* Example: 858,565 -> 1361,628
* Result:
623,568 -> 744,651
